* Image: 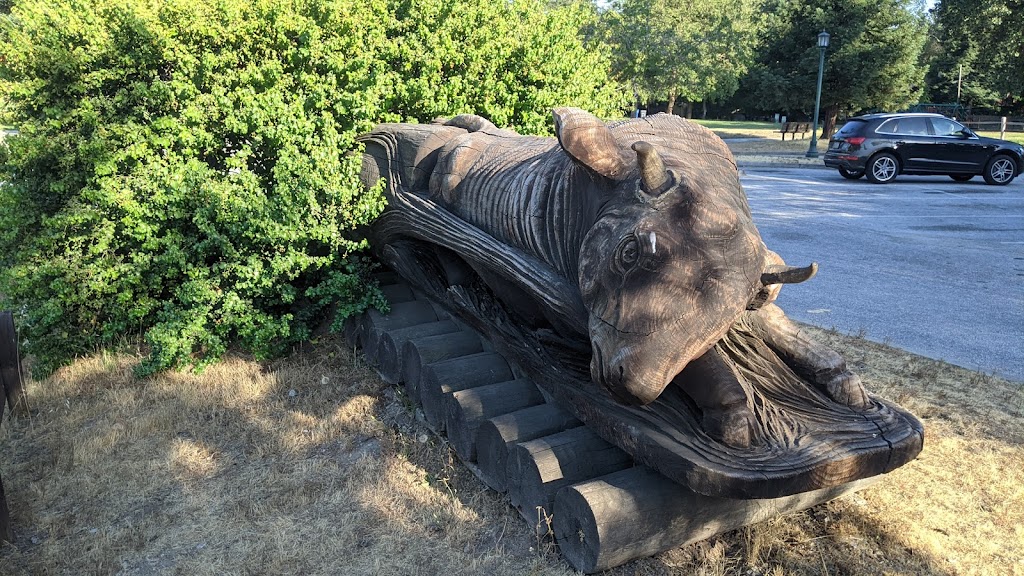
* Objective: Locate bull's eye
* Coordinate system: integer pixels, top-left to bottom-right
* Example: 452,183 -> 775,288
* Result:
615,237 -> 640,273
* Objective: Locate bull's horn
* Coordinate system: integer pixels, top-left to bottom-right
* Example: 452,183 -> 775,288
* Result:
761,262 -> 818,285
632,141 -> 672,196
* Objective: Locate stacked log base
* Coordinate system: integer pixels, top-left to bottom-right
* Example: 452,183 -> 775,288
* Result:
346,277 -> 883,573
554,468 -> 880,573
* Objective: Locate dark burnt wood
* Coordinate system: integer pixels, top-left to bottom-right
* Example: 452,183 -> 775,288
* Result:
401,331 -> 484,404
475,404 -> 581,492
0,311 -> 21,544
359,301 -> 442,364
359,110 -> 924,500
0,469 -> 10,543
0,312 -> 26,416
375,247 -> 923,499
417,352 -> 511,430
554,466 -> 880,574
444,378 -> 546,461
374,320 -> 461,384
506,426 -> 633,525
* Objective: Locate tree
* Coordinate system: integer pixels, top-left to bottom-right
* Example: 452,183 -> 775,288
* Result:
603,0 -> 762,115
382,0 -> 627,133
737,0 -> 928,137
925,0 -> 1023,114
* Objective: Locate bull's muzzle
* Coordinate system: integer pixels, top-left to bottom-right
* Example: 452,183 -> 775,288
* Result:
589,317 -> 681,406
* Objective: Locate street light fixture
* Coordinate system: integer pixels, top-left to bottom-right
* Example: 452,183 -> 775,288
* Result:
806,30 -> 830,158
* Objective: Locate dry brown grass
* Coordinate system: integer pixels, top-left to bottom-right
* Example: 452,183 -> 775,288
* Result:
1,328 -> 1022,575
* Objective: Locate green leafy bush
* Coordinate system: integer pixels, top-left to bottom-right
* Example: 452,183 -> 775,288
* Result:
0,0 -> 392,374
0,0 -> 625,375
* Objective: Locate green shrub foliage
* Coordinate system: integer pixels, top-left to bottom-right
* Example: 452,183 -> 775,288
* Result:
0,0 -> 625,375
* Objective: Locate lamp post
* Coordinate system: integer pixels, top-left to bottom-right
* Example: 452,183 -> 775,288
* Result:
806,30 -> 830,158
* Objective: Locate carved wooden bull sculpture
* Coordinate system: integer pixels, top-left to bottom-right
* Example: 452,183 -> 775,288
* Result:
361,108 -> 869,443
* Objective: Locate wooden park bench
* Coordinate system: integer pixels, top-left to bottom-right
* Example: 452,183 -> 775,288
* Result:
778,121 -> 811,140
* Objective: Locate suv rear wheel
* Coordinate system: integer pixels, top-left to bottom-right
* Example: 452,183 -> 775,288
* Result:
983,154 -> 1016,185
866,153 -> 899,184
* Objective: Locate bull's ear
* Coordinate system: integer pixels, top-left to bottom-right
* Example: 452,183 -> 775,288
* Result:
553,108 -> 631,180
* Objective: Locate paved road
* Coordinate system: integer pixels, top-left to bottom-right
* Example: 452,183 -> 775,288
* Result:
739,166 -> 1024,382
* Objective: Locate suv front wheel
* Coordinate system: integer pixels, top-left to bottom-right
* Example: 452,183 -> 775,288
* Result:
866,153 -> 899,184
983,154 -> 1016,185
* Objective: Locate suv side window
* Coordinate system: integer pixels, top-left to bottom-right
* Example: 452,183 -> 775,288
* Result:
899,117 -> 930,136
876,120 -> 898,134
931,117 -> 966,137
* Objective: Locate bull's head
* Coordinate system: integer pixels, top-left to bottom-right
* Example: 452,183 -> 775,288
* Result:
554,108 -> 808,405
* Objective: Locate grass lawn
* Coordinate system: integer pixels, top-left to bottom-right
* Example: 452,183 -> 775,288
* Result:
978,130 -> 1024,144
1,326 -> 1021,575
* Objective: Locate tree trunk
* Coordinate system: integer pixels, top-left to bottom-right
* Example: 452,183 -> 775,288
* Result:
666,92 -> 676,115
821,104 -> 840,140
684,101 -> 693,119
702,101 -> 708,119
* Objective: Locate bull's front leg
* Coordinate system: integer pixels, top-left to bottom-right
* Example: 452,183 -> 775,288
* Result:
743,303 -> 869,408
674,348 -> 757,449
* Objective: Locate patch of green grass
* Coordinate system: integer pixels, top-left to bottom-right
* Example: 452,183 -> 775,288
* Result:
692,119 -> 777,132
977,130 -> 1024,145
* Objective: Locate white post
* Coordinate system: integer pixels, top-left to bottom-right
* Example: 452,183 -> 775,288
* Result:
1001,117 -> 1007,140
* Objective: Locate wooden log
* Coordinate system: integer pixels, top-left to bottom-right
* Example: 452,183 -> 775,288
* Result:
444,378 -> 545,462
343,315 -> 362,349
0,357 -> 9,542
417,351 -> 511,430
372,270 -> 402,285
0,469 -> 10,543
401,331 -> 485,403
379,282 -> 416,304
554,467 -> 880,574
0,311 -> 26,416
506,427 -> 632,525
475,404 -> 582,493
360,301 -> 443,364
375,320 -> 461,384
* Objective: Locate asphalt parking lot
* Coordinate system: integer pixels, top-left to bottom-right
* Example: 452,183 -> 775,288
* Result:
740,167 -> 1023,381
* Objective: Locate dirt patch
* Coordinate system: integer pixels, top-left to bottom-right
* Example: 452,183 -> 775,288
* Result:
1,329 -> 1022,575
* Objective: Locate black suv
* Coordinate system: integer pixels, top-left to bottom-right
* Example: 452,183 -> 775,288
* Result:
823,112 -> 1023,185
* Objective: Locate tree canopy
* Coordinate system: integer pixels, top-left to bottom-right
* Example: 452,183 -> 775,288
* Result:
736,0 -> 927,133
603,0 -> 762,113
924,0 -> 1023,113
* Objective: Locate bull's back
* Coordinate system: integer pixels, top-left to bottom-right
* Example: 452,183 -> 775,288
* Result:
429,134 -> 592,277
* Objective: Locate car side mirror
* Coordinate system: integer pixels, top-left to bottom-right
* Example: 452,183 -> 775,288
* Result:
960,128 -> 973,138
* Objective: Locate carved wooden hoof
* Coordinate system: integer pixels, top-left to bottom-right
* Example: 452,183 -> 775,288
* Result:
824,371 -> 870,409
701,403 -> 756,450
